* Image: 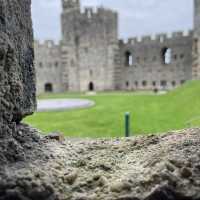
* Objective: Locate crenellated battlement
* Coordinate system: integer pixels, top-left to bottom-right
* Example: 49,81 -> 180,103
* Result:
79,6 -> 117,20
35,0 -> 199,94
80,7 -> 96,18
34,40 -> 61,48
62,0 -> 80,11
119,30 -> 193,46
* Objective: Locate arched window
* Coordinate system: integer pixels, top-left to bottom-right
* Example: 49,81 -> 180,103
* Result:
194,38 -> 198,54
87,10 -> 92,18
89,70 -> 93,76
180,54 -> 184,59
55,62 -> 59,67
88,82 -> 94,91
181,80 -> 185,85
125,51 -> 133,66
152,81 -> 156,87
161,47 -> 172,65
39,62 -> 43,68
142,81 -> 147,87
75,36 -> 79,46
172,81 -> 176,87
152,56 -> 157,62
173,54 -> 177,60
161,80 -> 167,89
70,59 -> 74,67
45,83 -> 53,93
126,81 -> 129,88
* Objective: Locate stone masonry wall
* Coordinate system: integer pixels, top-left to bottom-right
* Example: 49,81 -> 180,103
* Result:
119,31 -> 193,91
34,40 -> 63,94
61,4 -> 118,92
0,0 -> 36,125
192,0 -> 200,79
34,0 -> 199,94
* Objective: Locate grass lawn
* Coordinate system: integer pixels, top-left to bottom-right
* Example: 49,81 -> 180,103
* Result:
24,80 -> 200,138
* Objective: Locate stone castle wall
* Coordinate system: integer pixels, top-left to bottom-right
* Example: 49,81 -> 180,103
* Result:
192,0 -> 200,80
61,6 -> 118,92
119,31 -> 193,90
34,40 -> 63,94
2,1 -> 200,199
34,0 -> 199,94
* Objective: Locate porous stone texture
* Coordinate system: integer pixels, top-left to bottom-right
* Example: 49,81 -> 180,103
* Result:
1,0 -> 200,199
0,0 -> 36,164
1,128 -> 200,200
0,0 -> 36,124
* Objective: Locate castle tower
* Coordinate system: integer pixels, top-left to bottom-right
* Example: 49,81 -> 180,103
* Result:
60,0 -> 119,92
61,0 -> 80,40
60,0 -> 81,91
192,0 -> 200,79
62,0 -> 80,11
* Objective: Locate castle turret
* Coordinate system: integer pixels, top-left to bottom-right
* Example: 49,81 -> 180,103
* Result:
61,0 -> 81,91
61,0 -> 80,41
60,0 -> 119,92
62,0 -> 80,12
193,0 -> 200,79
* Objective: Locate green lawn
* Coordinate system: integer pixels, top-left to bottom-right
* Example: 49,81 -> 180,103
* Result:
24,80 -> 200,138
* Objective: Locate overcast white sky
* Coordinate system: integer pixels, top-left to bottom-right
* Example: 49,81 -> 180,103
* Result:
32,0 -> 194,41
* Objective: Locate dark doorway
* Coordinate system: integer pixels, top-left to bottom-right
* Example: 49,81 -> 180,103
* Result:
45,83 -> 53,92
161,80 -> 167,90
88,82 -> 94,91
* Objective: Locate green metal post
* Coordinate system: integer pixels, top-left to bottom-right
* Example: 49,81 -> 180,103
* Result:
125,112 -> 130,137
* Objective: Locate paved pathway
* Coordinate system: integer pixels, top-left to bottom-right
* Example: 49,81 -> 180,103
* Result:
37,99 -> 95,112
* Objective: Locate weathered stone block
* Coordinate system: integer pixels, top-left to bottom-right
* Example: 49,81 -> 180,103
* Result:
0,0 -> 36,123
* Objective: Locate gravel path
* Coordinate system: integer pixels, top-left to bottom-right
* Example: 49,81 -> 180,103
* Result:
37,99 -> 95,112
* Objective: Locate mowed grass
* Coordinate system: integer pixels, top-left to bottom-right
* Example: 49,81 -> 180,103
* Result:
24,81 -> 200,138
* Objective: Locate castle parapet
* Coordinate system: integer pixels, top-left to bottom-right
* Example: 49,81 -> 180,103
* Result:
155,34 -> 167,42
83,7 -> 94,18
119,29 -> 193,46
97,7 -> 116,14
34,40 -> 61,48
128,38 -> 138,45
141,36 -> 152,42
80,6 -> 117,18
44,40 -> 55,48
78,6 -> 117,21
172,31 -> 183,38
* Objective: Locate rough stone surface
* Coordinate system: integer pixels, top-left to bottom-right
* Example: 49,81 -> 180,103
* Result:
1,0 -> 200,199
1,127 -> 200,200
0,0 -> 36,124
0,0 -> 36,166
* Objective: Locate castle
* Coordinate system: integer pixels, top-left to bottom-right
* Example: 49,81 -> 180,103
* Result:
34,0 -> 200,94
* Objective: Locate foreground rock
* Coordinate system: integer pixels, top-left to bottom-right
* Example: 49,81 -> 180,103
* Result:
0,0 -> 36,165
0,0 -> 36,127
0,126 -> 200,200
1,0 -> 200,199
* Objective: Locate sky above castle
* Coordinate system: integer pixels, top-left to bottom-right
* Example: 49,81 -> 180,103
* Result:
32,0 -> 193,42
